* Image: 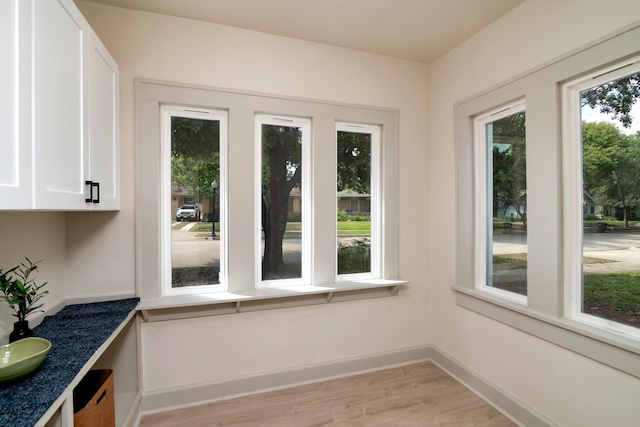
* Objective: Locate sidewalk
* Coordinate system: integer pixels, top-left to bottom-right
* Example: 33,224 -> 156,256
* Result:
584,247 -> 640,274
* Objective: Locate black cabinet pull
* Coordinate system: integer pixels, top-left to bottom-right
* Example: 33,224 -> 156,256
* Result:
85,180 -> 94,203
85,181 -> 100,203
92,181 -> 100,203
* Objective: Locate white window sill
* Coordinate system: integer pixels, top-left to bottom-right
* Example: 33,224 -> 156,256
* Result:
138,279 -> 407,322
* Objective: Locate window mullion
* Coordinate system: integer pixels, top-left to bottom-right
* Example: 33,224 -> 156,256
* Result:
227,107 -> 257,292
313,116 -> 338,285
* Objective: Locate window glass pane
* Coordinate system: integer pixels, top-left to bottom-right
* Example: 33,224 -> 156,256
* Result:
580,71 -> 640,328
170,116 -> 221,287
487,110 -> 527,295
337,129 -> 372,275
261,123 -> 304,281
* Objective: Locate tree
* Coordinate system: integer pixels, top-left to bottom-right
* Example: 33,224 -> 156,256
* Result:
581,73 -> 640,129
170,117 -> 220,203
491,111 -> 527,225
582,121 -> 640,227
336,131 -> 373,275
261,125 -> 302,278
170,118 -> 375,280
337,131 -> 372,194
261,128 -> 375,278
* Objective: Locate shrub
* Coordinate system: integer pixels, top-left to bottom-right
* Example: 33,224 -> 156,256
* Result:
172,266 -> 219,287
287,211 -> 302,222
337,238 -> 371,274
337,210 -> 370,222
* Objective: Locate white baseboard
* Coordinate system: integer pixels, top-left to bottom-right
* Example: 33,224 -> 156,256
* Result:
138,345 -> 552,427
123,391 -> 143,427
140,346 -> 431,415
429,345 -> 554,427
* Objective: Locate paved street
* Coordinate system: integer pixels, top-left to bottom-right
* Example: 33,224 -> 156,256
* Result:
493,229 -> 640,273
171,223 -> 304,268
173,222 -> 640,274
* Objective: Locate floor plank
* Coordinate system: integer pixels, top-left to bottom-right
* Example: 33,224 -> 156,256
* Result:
139,362 -> 515,426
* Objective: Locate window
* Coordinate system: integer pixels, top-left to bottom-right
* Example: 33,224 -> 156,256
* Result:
455,24 -> 640,379
336,122 -> 381,280
474,102 -> 527,303
161,106 -> 227,295
256,114 -> 311,288
136,81 -> 401,309
563,58 -> 640,334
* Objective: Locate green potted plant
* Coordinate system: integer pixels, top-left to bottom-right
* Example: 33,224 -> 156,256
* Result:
0,258 -> 49,342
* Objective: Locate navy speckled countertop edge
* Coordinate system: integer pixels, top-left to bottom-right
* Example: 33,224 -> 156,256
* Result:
0,298 -> 139,427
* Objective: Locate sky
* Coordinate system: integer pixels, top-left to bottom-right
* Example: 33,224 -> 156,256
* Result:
581,102 -> 640,135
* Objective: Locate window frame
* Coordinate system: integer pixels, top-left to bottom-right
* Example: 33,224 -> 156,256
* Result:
255,113 -> 312,289
135,80 -> 403,317
473,100 -> 527,305
160,105 -> 228,296
335,122 -> 382,282
454,24 -> 640,379
561,55 -> 640,340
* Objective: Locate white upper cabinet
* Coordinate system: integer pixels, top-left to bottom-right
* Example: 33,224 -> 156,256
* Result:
0,0 -> 33,208
33,0 -> 88,209
0,0 -> 119,211
87,28 -> 120,210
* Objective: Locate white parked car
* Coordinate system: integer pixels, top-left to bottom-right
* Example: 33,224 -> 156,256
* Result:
176,204 -> 200,222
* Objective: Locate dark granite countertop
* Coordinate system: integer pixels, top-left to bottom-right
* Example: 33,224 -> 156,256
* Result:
0,298 -> 139,427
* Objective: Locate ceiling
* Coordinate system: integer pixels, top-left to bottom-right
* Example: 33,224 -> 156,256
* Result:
80,0 -> 524,64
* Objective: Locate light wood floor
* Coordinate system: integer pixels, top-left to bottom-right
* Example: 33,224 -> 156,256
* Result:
139,362 -> 516,426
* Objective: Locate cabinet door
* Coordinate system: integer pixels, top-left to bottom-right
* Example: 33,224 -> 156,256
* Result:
88,28 -> 120,210
33,0 -> 89,210
0,0 -> 32,209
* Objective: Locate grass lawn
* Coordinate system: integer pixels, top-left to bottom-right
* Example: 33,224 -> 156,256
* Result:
584,271 -> 640,317
337,221 -> 370,235
493,253 -> 639,326
281,221 -> 371,234
583,219 -> 640,228
492,253 -> 527,269
182,221 -> 371,235
493,253 -> 613,269
190,222 -> 215,232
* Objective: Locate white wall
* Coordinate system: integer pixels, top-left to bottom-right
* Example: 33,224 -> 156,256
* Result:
76,2 -> 430,394
429,0 -> 640,425
0,213 -> 67,338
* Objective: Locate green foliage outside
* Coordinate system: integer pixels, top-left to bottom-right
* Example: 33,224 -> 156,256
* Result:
580,72 -> 640,226
491,111 -> 527,225
261,125 -> 303,278
171,120 -> 374,281
581,72 -> 640,128
337,210 -> 370,222
338,238 -> 371,274
170,117 -> 220,203
172,266 -> 219,287
582,121 -> 640,227
493,253 -> 639,326
337,132 -> 371,195
287,211 -> 301,222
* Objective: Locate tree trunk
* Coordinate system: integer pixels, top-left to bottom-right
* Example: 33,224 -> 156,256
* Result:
262,144 -> 300,278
